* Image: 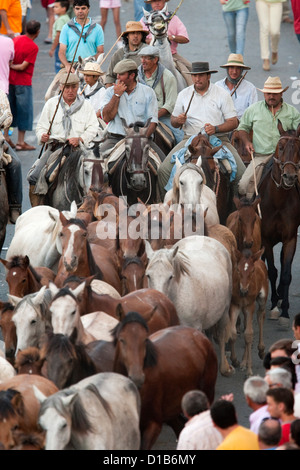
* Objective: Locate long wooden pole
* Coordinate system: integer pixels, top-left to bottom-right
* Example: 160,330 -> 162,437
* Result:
250,150 -> 262,218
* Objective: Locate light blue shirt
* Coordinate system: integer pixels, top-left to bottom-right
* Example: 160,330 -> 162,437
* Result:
215,77 -> 258,120
101,83 -> 158,136
59,18 -> 104,62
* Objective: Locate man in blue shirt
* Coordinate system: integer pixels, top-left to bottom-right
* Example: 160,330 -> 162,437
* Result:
58,0 -> 104,73
100,58 -> 160,157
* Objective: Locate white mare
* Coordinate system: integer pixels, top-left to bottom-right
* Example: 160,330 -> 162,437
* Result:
164,157 -> 220,226
145,235 -> 234,376
34,372 -> 141,450
6,201 -> 77,273
49,282 -> 119,344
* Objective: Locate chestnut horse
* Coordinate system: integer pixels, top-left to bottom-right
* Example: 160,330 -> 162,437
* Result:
0,255 -> 55,297
258,124 -> 300,325
54,213 -> 122,294
112,312 -> 218,450
0,302 -> 16,364
226,196 -> 262,253
120,256 -> 147,295
0,374 -> 58,449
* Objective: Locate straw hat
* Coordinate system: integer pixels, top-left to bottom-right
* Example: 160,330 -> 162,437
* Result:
186,62 -> 218,75
113,59 -> 138,74
220,53 -> 251,70
83,62 -> 104,76
122,21 -> 147,36
59,73 -> 79,85
257,76 -> 289,94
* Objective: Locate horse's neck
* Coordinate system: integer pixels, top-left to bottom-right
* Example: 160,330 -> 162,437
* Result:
27,267 -> 42,293
92,294 -> 118,317
78,314 -> 96,344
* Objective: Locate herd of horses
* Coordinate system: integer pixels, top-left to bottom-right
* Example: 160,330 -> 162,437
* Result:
0,6 -> 300,450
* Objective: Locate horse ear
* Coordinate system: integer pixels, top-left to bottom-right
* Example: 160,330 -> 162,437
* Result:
196,156 -> 202,168
48,282 -> 59,298
59,211 -> 69,226
24,255 -> 30,267
0,258 -> 8,268
142,8 -> 151,22
144,240 -> 154,260
71,281 -> 85,299
175,157 -> 182,171
33,385 -> 48,404
32,285 -> 47,306
253,247 -> 265,262
233,196 -> 241,210
96,53 -> 104,65
7,294 -> 22,307
115,303 -> 125,321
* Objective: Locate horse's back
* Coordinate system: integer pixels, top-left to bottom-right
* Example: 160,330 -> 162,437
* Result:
81,311 -> 119,342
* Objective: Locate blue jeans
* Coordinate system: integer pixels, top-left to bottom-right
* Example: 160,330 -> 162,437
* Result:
134,0 -> 151,21
54,45 -> 61,74
8,84 -> 33,131
297,34 -> 300,44
223,7 -> 249,56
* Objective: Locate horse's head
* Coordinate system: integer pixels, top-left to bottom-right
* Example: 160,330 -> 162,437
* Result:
123,120 -> 151,191
173,158 -> 206,208
273,120 -> 300,189
143,6 -> 171,38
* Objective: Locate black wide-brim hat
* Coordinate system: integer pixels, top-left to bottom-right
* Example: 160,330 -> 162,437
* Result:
186,62 -> 218,74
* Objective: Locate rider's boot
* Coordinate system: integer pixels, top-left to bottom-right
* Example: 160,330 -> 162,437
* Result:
29,184 -> 44,207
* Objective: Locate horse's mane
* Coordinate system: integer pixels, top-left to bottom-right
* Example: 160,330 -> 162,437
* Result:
111,312 -> 158,368
56,145 -> 83,183
1,302 -> 14,313
52,286 -> 77,303
171,248 -> 191,281
0,389 -> 20,419
16,289 -> 52,320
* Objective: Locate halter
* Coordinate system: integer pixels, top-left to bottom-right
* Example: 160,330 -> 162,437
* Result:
271,135 -> 300,190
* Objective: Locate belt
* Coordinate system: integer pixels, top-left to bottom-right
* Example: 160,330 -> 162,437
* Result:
107,132 -> 125,139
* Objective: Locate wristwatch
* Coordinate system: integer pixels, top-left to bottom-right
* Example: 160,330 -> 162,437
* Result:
172,35 -> 176,40
114,93 -> 121,98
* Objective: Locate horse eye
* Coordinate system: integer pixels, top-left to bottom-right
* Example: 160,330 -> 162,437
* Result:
179,180 -> 183,185
71,310 -> 76,316
59,232 -> 64,237
30,319 -> 37,325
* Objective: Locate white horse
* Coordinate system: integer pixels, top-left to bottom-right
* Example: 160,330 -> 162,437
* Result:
9,286 -> 53,354
34,372 -> 141,450
164,157 -> 220,226
143,7 -> 189,92
5,201 -> 77,273
48,282 -> 119,344
145,235 -> 234,376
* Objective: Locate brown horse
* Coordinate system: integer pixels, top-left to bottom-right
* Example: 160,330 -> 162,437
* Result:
258,124 -> 300,324
187,133 -> 234,224
54,213 -> 122,294
0,374 -> 58,449
120,256 -> 147,295
0,255 -> 55,297
14,347 -> 44,375
231,129 -> 252,166
112,312 -> 218,450
226,196 -> 262,253
0,301 -> 16,364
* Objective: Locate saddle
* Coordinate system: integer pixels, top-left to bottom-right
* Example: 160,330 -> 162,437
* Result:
154,121 -> 175,153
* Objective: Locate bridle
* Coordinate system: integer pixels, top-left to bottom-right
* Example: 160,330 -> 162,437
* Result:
272,135 -> 300,190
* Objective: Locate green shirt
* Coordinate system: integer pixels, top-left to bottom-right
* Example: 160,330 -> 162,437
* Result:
222,0 -> 249,12
52,13 -> 70,41
143,68 -> 177,114
238,100 -> 300,155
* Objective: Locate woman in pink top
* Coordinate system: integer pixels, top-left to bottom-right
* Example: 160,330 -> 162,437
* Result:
141,0 -> 192,84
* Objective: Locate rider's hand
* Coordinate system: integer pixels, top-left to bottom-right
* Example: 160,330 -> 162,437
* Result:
204,123 -> 215,136
41,133 -> 50,143
245,142 -> 255,156
176,113 -> 187,126
114,80 -> 127,96
68,137 -> 82,147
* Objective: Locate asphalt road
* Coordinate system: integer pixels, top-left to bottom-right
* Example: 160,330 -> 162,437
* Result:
1,0 -> 300,450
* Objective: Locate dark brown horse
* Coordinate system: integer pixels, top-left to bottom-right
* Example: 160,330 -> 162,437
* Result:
258,124 -> 300,324
0,255 -> 55,297
187,133 -> 234,224
111,312 -> 218,450
120,256 -> 147,295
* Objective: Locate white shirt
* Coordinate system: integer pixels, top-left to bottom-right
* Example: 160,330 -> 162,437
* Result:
83,83 -> 107,114
176,410 -> 222,450
215,77 -> 258,120
172,82 -> 237,136
36,95 -> 100,145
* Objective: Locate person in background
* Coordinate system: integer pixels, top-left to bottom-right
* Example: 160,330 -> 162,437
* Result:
134,0 -> 151,21
255,0 -> 285,71
210,399 -> 260,450
291,0 -> 300,42
0,35 -> 14,95
49,0 -> 70,73
176,390 -> 222,450
215,53 -> 257,120
266,387 -> 297,446
257,418 -> 282,450
40,0 -> 56,44
243,376 -> 271,434
99,0 -> 122,48
20,0 -> 31,34
81,61 -> 106,117
5,19 -> 40,151
0,0 -> 22,38
219,0 -> 250,56
290,419 -> 300,447
282,0 -> 293,23
265,367 -> 293,390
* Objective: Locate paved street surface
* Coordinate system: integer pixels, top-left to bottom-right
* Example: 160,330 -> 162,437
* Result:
1,0 -> 300,450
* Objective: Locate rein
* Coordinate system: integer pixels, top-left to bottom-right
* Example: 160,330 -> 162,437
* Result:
120,158 -> 152,205
271,136 -> 300,190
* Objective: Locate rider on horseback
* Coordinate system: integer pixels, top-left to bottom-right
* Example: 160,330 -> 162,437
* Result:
0,90 -> 22,224
27,72 -> 99,206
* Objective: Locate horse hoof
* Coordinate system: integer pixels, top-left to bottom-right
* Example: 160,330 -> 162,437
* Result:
220,365 -> 235,377
231,359 -> 240,368
269,307 -> 280,320
278,316 -> 290,329
258,350 -> 265,360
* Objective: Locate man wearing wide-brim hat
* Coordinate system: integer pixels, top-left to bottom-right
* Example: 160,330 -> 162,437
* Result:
82,62 -> 106,117
215,53 -> 258,120
237,76 -> 300,202
157,61 -> 247,199
105,21 -> 148,87
140,0 -> 193,85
